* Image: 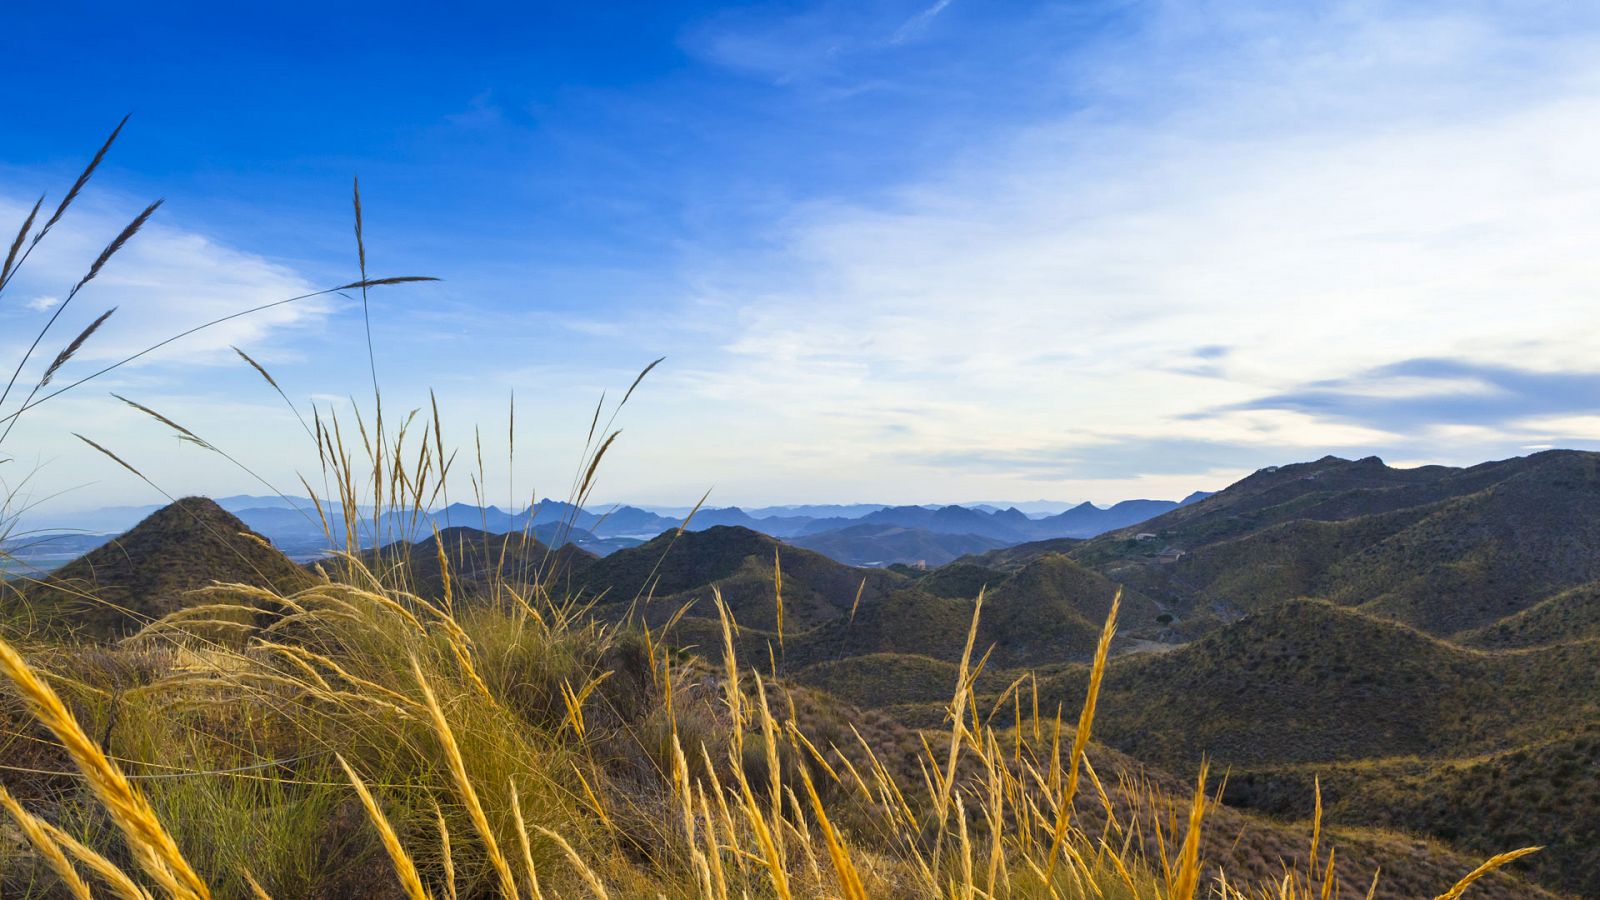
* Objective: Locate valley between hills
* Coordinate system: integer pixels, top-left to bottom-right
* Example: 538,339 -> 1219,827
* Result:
4,449 -> 1598,895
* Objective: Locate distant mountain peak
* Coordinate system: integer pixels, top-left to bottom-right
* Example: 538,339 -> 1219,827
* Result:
8,497 -> 314,637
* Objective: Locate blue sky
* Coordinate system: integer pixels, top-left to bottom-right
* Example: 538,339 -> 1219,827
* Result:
6,0 -> 1600,514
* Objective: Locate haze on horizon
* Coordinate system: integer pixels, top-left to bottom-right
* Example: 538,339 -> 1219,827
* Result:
5,1 -> 1600,516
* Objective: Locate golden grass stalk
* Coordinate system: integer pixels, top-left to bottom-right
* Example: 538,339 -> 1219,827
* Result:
413,656 -> 520,899
754,674 -> 787,869
1031,672 -> 1042,744
559,671 -> 613,741
786,722 -> 840,785
447,637 -> 496,704
0,635 -> 209,899
1100,837 -> 1140,896
670,732 -> 698,847
932,587 -> 985,874
737,774 -> 794,900
1044,587 -> 1120,884
571,763 -> 615,832
697,788 -> 731,900
713,589 -> 744,755
1320,847 -> 1338,900
240,869 -> 274,900
433,527 -> 455,613
534,825 -> 610,899
784,783 -> 822,887
955,792 -> 975,900
337,753 -> 429,900
1309,775 -> 1322,875
435,804 -> 458,900
0,783 -> 93,900
509,779 -> 547,900
794,759 -> 867,900
40,818 -> 154,900
1168,760 -> 1210,900
1433,846 -> 1541,900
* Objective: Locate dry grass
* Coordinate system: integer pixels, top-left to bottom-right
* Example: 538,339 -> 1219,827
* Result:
0,469 -> 1543,898
0,636 -> 209,899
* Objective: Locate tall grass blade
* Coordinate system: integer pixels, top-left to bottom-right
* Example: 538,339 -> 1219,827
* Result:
337,754 -> 429,900
0,636 -> 209,899
1433,847 -> 1541,900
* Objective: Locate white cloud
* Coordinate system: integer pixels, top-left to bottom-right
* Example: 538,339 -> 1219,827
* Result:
0,191 -> 343,509
685,0 -> 964,86
656,1 -> 1600,499
1509,414 -> 1600,442
889,0 -> 956,45
0,195 -> 329,369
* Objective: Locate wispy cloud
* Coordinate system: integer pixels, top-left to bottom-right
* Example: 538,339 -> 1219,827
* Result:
0,195 -> 329,367
684,0 -> 972,87
889,0 -> 957,45
0,191 -> 344,508
651,1 -> 1600,499
1211,359 -> 1600,432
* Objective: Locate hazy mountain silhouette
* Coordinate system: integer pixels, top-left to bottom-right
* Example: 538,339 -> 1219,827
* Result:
789,523 -> 1006,566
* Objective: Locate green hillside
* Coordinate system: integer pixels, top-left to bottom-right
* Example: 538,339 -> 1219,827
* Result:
583,525 -> 905,632
1225,722 -> 1600,896
955,536 -> 1082,571
1037,600 -> 1600,768
1460,581 -> 1600,648
912,560 -> 1007,598
789,522 -> 1007,566
1070,450 -> 1600,639
978,553 -> 1168,662
7,482 -> 1590,896
777,587 -> 976,667
364,525 -> 597,601
791,652 -> 1009,706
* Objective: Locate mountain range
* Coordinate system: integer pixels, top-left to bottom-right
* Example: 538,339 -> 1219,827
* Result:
5,451 -> 1598,893
9,489 -> 1213,571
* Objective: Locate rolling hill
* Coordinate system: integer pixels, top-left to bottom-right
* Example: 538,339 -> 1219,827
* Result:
911,560 -> 1008,598
977,553 -> 1168,662
1459,580 -> 1600,649
1036,599 -> 1600,768
768,675 -> 1549,898
1223,722 -> 1600,896
580,525 -> 906,632
955,536 -> 1083,571
794,497 -> 1202,545
1022,599 -> 1600,895
680,550 -> 1169,674
1070,449 -> 1600,639
788,522 -> 1006,566
2,497 -> 315,637
362,525 -> 599,601
9,473 -> 1590,894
